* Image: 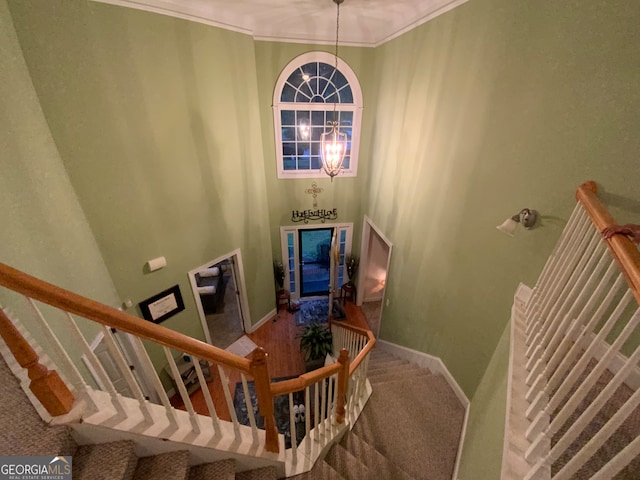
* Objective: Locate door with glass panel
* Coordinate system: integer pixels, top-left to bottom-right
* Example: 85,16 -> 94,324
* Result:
280,223 -> 352,301
298,228 -> 333,297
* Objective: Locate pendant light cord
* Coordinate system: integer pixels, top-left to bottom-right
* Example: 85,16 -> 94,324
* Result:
332,0 -> 341,121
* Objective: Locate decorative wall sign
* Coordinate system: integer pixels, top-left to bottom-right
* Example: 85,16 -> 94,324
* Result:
292,208 -> 338,224
139,285 -> 185,324
305,182 -> 324,208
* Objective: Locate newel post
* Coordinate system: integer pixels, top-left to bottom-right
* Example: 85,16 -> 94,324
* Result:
336,348 -> 350,424
0,309 -> 74,415
250,348 -> 279,453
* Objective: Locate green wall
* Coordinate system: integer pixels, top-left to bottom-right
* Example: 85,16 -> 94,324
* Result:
4,0 -> 640,474
8,1 -> 275,357
366,0 -> 640,398
458,321 -> 510,480
0,0 -> 118,378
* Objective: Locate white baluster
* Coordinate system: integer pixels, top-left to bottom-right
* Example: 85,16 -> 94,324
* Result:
525,266 -> 622,405
525,244 -> 608,384
288,392 -> 297,463
590,434 -> 640,480
554,383 -> 640,480
62,312 -> 127,419
163,347 -> 200,434
526,208 -> 588,330
542,279 -> 629,404
24,299 -> 97,411
525,204 -> 584,319
525,230 -> 602,368
304,386 -> 311,447
217,365 -> 239,426
526,215 -> 591,341
191,358 -> 220,433
320,376 -> 327,437
240,373 -> 258,438
526,295 -> 634,437
102,326 -> 153,424
313,379 -> 320,440
130,336 -> 178,429
526,308 -> 640,457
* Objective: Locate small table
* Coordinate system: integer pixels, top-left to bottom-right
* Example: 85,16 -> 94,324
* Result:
341,282 -> 357,304
276,289 -> 291,311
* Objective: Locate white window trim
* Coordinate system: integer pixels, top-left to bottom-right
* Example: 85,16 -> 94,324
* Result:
273,51 -> 363,180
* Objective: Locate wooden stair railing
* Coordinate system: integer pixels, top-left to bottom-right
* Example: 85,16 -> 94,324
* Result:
0,263 -> 378,458
0,263 -> 278,453
330,321 -> 376,375
506,181 -> 640,480
0,308 -> 74,416
576,181 -> 640,303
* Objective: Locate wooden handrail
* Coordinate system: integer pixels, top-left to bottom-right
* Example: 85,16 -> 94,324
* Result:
0,262 -> 378,453
576,182 -> 640,305
0,263 -> 252,373
328,320 -> 376,375
270,362 -> 342,397
350,331 -> 376,376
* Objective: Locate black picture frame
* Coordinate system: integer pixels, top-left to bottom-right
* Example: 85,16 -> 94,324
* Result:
139,285 -> 185,324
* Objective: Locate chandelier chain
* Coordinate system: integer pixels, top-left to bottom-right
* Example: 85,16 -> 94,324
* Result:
332,0 -> 341,120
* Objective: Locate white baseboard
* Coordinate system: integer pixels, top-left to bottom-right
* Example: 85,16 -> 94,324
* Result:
247,308 -> 276,333
375,340 -> 469,406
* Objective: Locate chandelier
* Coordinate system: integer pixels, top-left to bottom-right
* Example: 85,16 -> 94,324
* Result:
320,0 -> 347,181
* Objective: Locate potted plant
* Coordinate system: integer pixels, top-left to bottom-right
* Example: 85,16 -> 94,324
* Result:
296,322 -> 333,372
273,260 -> 285,292
345,254 -> 359,285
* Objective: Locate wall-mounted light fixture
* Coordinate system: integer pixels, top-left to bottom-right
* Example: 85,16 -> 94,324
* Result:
496,208 -> 538,236
146,256 -> 167,272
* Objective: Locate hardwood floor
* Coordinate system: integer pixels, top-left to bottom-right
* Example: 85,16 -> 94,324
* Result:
172,301 -> 371,422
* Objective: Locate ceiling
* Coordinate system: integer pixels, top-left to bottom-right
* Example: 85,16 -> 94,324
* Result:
93,0 -> 469,47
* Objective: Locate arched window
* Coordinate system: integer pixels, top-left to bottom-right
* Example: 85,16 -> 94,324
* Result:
273,51 -> 363,179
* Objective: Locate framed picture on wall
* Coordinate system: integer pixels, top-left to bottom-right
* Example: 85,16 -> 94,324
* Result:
139,285 -> 185,324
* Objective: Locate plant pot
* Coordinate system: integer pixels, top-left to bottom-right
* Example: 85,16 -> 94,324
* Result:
305,357 -> 325,372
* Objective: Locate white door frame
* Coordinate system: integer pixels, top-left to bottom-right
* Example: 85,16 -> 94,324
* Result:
358,216 -> 393,335
280,222 -> 353,301
85,329 -> 160,404
188,248 -> 251,345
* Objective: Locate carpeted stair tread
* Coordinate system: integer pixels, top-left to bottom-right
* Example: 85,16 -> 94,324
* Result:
325,442 -> 372,479
73,440 -> 137,480
0,353 -> 77,456
368,350 -> 398,363
341,431 -> 414,480
369,369 -> 432,385
369,349 -> 396,359
235,465 -> 278,480
367,359 -> 411,372
134,450 -> 189,480
353,374 -> 464,480
187,458 -> 236,480
367,362 -> 424,376
288,459 -> 346,480
368,355 -> 406,364
553,361 -> 640,478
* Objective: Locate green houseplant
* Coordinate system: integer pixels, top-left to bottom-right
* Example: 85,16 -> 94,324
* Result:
273,260 -> 285,292
296,322 -> 333,372
345,254 -> 359,284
